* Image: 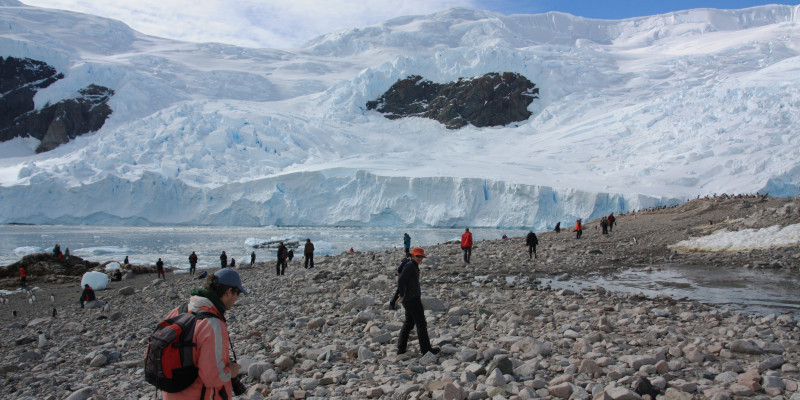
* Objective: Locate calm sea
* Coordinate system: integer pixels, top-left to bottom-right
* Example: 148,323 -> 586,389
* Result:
0,225 -> 527,269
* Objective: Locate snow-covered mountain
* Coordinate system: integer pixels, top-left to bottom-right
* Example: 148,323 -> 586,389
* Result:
1,1 -> 799,228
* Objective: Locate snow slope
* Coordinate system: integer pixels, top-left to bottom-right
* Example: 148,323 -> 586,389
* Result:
0,2 -> 799,227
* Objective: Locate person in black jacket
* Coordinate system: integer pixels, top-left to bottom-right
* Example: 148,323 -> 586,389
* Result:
526,230 -> 539,259
276,242 -> 288,276
396,247 -> 440,356
388,257 -> 412,310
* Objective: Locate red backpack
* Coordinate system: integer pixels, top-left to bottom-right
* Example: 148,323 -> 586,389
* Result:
144,306 -> 217,393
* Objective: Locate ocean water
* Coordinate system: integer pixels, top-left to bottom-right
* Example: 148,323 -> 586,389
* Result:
2,225 -> 797,318
0,225 -> 527,269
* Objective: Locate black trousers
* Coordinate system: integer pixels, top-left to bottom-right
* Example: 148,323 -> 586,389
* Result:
276,259 -> 287,275
304,253 -> 314,269
576,229 -> 582,239
462,246 -> 472,263
398,298 -> 433,353
528,245 -> 537,258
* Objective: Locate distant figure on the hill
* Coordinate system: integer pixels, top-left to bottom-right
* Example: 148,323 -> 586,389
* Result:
304,239 -> 315,269
230,258 -> 236,268
156,258 -> 165,279
189,251 -> 198,276
276,242 -> 288,275
502,234 -> 508,240
526,230 -> 539,259
403,233 -> 411,257
250,251 -> 256,266
349,247 -> 354,253
554,222 -> 561,233
19,266 -> 27,287
124,256 -> 129,265
220,251 -> 228,268
608,212 -> 616,232
575,219 -> 583,239
80,284 -> 96,308
53,244 -> 62,257
461,228 -> 473,263
601,216 -> 609,235
64,248 -> 70,260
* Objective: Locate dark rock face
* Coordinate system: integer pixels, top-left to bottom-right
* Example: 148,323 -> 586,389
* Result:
0,56 -> 114,153
366,72 -> 538,129
1,253 -> 99,278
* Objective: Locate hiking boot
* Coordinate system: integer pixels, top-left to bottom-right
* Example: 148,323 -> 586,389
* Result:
396,348 -> 406,355
426,347 -> 440,355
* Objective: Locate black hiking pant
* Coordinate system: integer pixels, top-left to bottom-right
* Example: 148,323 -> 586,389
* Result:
528,245 -> 537,259
462,246 -> 471,263
276,259 -> 287,275
576,229 -> 582,239
304,253 -> 314,269
397,298 -> 433,354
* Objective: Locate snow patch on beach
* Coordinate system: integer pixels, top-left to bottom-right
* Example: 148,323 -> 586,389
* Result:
670,223 -> 800,252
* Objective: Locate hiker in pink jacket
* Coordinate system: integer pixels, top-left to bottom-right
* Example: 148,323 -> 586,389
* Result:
163,269 -> 248,400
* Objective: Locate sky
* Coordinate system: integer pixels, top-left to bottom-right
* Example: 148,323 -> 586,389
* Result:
18,0 -> 797,49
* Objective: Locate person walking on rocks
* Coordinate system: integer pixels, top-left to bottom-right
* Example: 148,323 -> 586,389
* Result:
396,248 -> 440,356
403,233 -> 411,257
461,228 -> 473,264
189,251 -> 198,276
124,256 -> 129,265
304,239 -> 315,269
80,284 -> 95,308
250,251 -> 256,267
601,216 -> 609,235
575,219 -> 583,239
608,212 -> 616,232
19,266 -> 27,287
156,258 -> 165,279
526,230 -> 539,259
276,242 -> 288,275
53,244 -> 62,257
160,268 -> 248,400
220,251 -> 227,269
554,222 -> 561,233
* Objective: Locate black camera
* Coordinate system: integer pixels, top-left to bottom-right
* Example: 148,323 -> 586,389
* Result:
231,376 -> 246,396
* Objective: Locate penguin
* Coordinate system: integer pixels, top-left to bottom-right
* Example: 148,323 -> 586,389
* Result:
28,298 -> 33,305
50,295 -> 55,303
12,310 -> 17,317
52,308 -> 57,318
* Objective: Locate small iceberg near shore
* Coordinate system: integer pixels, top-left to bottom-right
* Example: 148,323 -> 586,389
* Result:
245,237 -> 300,249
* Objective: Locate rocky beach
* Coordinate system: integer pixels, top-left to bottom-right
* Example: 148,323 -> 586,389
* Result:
1,195 -> 799,400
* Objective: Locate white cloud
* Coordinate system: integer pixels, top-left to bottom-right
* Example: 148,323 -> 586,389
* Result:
20,0 -> 480,48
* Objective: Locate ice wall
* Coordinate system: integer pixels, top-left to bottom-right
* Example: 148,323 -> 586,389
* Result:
0,169 -> 675,227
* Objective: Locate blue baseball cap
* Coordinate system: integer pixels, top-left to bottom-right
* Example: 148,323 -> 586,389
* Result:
214,268 -> 248,295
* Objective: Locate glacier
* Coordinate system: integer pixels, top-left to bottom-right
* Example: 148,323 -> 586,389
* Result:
0,2 -> 799,227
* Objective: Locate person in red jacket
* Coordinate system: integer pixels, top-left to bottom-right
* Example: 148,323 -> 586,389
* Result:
575,219 -> 583,239
19,266 -> 27,287
608,212 -> 616,232
461,228 -> 473,263
162,268 -> 248,400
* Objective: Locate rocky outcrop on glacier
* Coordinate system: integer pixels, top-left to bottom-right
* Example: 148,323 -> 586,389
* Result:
366,72 -> 538,128
0,56 -> 114,152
